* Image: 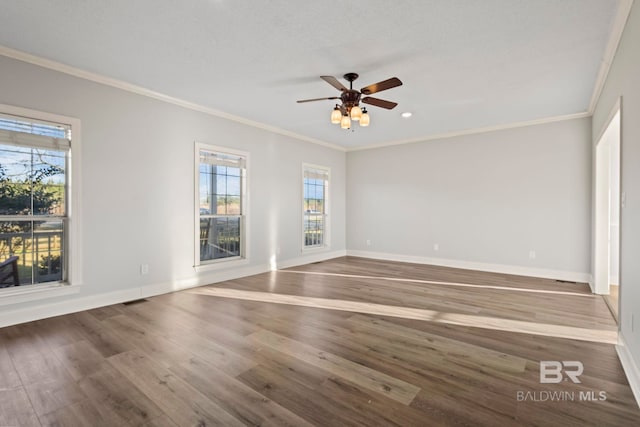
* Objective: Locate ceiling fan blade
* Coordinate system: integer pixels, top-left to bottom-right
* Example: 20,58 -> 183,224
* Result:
360,77 -> 403,95
320,76 -> 348,91
361,97 -> 398,110
296,97 -> 340,103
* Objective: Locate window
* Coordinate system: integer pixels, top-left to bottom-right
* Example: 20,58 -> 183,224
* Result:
0,114 -> 70,287
303,164 -> 329,249
196,144 -> 247,265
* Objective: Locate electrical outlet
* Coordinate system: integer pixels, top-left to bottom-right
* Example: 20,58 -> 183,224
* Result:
433,243 -> 439,251
529,250 -> 536,260
140,264 -> 149,275
366,239 -> 372,246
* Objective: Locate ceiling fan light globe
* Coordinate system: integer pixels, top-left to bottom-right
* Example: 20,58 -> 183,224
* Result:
359,112 -> 370,127
350,105 -> 362,121
340,115 -> 351,129
330,108 -> 342,124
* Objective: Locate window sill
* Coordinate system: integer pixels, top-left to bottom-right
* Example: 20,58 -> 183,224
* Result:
194,257 -> 249,273
0,282 -> 81,307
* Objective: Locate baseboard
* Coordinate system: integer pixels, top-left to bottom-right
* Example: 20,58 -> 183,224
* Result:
276,249 -> 347,270
346,250 -> 591,283
141,262 -> 273,299
0,287 -> 141,329
616,333 -> 640,408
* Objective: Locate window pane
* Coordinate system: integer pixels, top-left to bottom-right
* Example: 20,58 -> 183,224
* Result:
226,175 -> 240,196
33,150 -> 65,185
0,181 -> 31,215
199,168 -> 213,215
226,196 -> 241,215
199,217 -> 241,261
0,146 -> 32,215
33,150 -> 66,216
304,214 -> 324,247
0,221 -> 31,285
215,174 -> 227,196
199,193 -> 211,215
0,145 -> 67,216
33,183 -> 65,216
303,166 -> 328,248
34,220 -> 63,283
216,196 -> 227,215
0,220 -> 32,270
0,220 -> 64,286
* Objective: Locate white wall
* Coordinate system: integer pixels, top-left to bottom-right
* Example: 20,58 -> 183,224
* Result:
0,55 -> 346,325
593,0 -> 640,395
347,118 -> 592,280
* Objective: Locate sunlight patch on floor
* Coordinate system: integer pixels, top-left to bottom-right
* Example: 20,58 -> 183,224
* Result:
186,287 -> 617,344
278,270 -> 594,297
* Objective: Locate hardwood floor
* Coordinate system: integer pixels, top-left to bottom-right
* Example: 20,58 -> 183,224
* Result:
1,256 -> 638,426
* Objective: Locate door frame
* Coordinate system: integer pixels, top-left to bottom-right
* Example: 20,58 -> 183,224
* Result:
593,98 -> 621,297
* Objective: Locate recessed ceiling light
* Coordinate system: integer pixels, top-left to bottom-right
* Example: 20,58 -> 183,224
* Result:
401,112 -> 412,118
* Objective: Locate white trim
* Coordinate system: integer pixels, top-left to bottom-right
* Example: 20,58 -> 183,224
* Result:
0,46 -> 603,155
0,282 -> 81,307
143,262 -> 272,299
0,45 -> 345,153
277,250 -> 347,270
593,97 -> 622,145
346,112 -> 591,152
0,286 -> 140,329
194,257 -> 250,273
194,143 -> 250,268
346,250 -> 591,283
616,333 -> 640,408
0,103 -> 83,291
592,102 -> 621,295
587,0 -> 634,113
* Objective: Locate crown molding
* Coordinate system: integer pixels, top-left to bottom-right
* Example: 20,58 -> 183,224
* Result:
588,0 -> 634,114
3,0 -> 630,159
0,45 -> 346,152
347,111 -> 592,152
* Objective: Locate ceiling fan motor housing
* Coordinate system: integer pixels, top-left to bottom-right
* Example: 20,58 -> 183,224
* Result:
339,73 -> 361,114
340,90 -> 362,114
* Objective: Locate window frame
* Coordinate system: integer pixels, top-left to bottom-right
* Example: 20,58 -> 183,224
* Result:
302,163 -> 330,251
194,142 -> 249,270
0,104 -> 82,305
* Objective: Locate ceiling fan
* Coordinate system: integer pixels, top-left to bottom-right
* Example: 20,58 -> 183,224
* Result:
297,73 -> 403,129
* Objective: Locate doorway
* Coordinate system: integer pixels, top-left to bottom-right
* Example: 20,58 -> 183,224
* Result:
594,107 -> 621,322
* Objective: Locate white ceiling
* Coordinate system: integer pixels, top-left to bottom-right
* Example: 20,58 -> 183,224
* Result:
0,0 -> 623,149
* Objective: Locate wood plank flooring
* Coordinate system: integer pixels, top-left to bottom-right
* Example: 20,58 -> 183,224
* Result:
0,256 -> 638,426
